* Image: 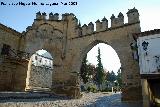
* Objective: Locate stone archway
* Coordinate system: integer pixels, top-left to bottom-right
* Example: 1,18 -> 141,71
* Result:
66,21 -> 142,100
25,49 -> 53,91
20,8 -> 142,100
0,8 -> 146,101
79,40 -> 122,91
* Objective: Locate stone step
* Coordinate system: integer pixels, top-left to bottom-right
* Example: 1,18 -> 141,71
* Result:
25,87 -> 51,92
0,92 -> 70,101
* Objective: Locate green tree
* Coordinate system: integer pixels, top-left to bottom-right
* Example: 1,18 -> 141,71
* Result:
116,68 -> 122,87
80,55 -> 89,84
87,63 -> 96,78
80,56 -> 96,84
95,47 -> 105,90
108,71 -> 116,82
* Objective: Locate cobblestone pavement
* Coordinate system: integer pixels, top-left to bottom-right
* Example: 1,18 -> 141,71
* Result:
0,92 -> 143,107
86,93 -> 143,107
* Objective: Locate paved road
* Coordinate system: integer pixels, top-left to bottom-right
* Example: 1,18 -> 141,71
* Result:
0,92 -> 143,107
86,93 -> 143,107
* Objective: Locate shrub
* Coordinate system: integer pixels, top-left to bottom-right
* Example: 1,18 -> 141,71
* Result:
87,84 -> 97,93
102,87 -> 112,92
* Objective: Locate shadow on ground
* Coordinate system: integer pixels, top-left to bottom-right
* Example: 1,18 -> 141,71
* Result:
0,92 -> 71,103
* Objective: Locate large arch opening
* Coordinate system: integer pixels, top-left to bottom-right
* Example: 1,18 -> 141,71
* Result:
80,41 -> 122,92
25,49 -> 53,92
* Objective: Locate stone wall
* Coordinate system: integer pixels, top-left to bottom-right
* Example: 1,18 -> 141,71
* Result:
0,24 -> 28,91
0,57 -> 28,91
0,24 -> 22,54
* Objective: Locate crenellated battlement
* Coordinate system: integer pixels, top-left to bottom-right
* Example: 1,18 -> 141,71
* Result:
49,12 -> 59,20
32,12 -> 79,39
79,7 -> 139,36
33,8 -> 139,37
110,12 -> 124,28
81,24 -> 87,35
95,17 -> 108,32
36,11 -> 78,22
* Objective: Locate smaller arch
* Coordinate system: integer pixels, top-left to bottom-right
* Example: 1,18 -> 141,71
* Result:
25,49 -> 53,92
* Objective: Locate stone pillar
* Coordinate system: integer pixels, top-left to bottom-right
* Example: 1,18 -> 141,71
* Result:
141,79 -> 150,107
25,59 -> 32,90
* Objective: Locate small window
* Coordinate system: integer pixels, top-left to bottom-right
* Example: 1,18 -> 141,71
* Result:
1,44 -> 11,55
35,55 -> 37,60
45,60 -> 47,64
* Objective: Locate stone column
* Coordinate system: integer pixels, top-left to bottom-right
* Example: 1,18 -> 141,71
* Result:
25,58 -> 32,90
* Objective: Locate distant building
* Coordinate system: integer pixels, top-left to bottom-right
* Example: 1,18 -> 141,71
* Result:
25,49 -> 53,91
31,50 -> 53,69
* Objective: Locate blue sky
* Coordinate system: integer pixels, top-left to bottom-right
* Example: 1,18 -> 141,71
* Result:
1,0 -> 160,32
0,0 -> 160,73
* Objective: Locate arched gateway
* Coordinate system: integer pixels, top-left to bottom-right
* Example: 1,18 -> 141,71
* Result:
0,8 -> 142,100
